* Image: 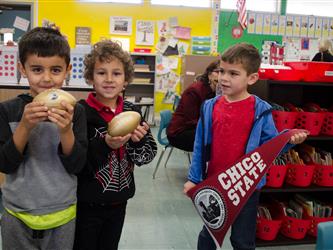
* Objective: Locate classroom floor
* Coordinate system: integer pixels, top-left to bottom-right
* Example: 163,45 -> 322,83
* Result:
0,127 -> 316,250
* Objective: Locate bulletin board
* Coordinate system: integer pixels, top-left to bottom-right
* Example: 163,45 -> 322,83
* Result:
218,11 -> 283,54
283,37 -> 333,61
0,3 -> 32,41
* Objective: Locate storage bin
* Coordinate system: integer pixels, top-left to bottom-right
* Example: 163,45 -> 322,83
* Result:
313,164 -> 333,187
280,216 -> 310,239
256,217 -> 282,241
295,112 -> 325,136
284,62 -> 333,82
258,68 -> 303,81
266,165 -> 287,188
285,164 -> 315,187
272,110 -> 298,132
321,112 -> 333,136
304,214 -> 333,237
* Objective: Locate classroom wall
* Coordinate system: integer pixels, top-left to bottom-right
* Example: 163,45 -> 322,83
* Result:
37,1 -> 213,51
217,11 -> 283,54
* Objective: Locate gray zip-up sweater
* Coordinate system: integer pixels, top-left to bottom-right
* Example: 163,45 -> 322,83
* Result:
0,93 -> 88,215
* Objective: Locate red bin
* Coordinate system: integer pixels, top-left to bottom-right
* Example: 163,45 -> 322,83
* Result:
256,217 -> 282,241
280,216 -> 310,239
304,214 -> 333,237
285,164 -> 315,187
266,165 -> 287,188
272,111 -> 298,132
321,112 -> 333,136
295,112 -> 325,136
313,164 -> 333,187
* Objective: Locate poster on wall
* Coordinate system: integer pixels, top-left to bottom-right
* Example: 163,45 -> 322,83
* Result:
247,12 -> 256,34
157,20 -> 170,36
263,14 -> 271,35
300,16 -> 309,37
255,13 -> 263,34
315,17 -> 323,38
136,20 -> 155,46
328,18 -> 333,37
271,14 -> 279,35
322,18 -> 330,38
110,16 -> 132,35
293,16 -> 301,37
285,16 -> 294,37
308,16 -> 316,37
75,27 -> 91,45
278,15 -> 286,36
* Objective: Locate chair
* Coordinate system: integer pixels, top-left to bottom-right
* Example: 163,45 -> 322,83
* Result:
152,110 -> 191,179
316,221 -> 333,250
172,95 -> 181,111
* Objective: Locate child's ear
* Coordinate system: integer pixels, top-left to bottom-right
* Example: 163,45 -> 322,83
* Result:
248,72 -> 259,86
66,64 -> 72,75
18,62 -> 27,78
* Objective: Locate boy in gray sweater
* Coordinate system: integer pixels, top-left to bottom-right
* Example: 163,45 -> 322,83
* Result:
0,27 -> 87,250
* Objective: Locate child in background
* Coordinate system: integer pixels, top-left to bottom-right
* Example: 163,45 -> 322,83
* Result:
183,43 -> 308,250
74,40 -> 157,250
0,27 -> 88,250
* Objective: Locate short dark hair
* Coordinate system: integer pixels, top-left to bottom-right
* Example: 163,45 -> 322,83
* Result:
19,27 -> 70,66
197,59 -> 220,85
84,40 -> 134,84
221,43 -> 261,75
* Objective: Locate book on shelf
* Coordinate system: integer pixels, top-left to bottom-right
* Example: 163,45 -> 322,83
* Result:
132,78 -> 151,84
134,64 -> 150,72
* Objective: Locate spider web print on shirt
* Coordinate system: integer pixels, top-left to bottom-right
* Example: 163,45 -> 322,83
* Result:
126,133 -> 157,166
95,152 -> 133,193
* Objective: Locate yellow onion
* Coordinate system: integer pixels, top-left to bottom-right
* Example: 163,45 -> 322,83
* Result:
33,89 -> 76,110
108,111 -> 141,137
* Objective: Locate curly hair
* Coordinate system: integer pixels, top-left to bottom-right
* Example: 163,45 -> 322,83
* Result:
18,27 -> 70,66
84,40 -> 134,84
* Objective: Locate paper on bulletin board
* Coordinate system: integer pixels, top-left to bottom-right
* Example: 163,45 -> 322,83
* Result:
110,16 -> 132,35
168,56 -> 178,69
315,17 -> 323,38
300,16 -> 309,37
168,38 -> 178,48
263,14 -> 271,35
156,55 -> 170,75
293,16 -> 301,37
329,19 -> 333,38
285,16 -> 294,36
136,20 -> 155,46
155,70 -> 179,93
322,18 -> 330,38
308,16 -> 316,38
162,89 -> 177,104
255,13 -> 263,34
173,26 -> 191,40
157,20 -> 170,36
278,15 -> 286,36
270,14 -> 279,35
284,37 -> 301,61
247,12 -> 256,34
13,16 -> 30,31
178,41 -> 189,55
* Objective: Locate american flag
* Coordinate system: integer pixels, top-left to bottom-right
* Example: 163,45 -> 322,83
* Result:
237,0 -> 247,30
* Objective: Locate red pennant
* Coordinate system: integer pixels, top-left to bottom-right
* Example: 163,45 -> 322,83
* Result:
187,130 -> 299,248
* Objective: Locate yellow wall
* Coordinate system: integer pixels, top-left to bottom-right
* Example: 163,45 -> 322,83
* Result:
37,1 -> 212,51
36,0 -> 213,115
